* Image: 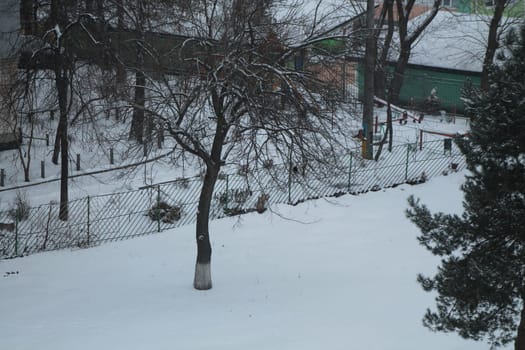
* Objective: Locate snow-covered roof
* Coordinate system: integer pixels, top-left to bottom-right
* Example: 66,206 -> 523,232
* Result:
407,9 -> 516,72
270,0 -> 367,44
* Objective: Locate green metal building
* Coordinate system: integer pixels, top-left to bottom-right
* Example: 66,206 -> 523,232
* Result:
356,62 -> 481,113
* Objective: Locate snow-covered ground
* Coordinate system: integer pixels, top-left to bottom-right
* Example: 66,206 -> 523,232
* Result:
0,171 -> 508,350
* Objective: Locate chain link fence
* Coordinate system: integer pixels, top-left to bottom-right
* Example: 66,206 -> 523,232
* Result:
0,138 -> 465,259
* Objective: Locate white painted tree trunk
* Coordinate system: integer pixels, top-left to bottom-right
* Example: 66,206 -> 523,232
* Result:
193,261 -> 212,290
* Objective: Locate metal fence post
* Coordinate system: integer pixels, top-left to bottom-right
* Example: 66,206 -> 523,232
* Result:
86,196 -> 91,245
347,152 -> 353,192
288,162 -> 292,205
224,174 -> 229,211
14,214 -> 18,256
405,144 -> 410,181
157,185 -> 161,232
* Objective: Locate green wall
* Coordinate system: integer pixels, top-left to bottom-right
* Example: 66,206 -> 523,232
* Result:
357,63 -> 481,113
457,0 -> 525,17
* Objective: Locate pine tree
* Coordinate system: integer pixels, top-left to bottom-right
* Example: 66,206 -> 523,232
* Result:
406,24 -> 525,349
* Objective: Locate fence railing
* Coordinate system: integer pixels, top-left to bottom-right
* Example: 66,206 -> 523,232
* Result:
0,138 -> 465,259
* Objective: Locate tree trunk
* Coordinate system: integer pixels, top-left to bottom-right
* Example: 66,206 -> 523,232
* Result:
192,89 -> 229,291
193,164 -> 219,290
23,120 -> 34,182
362,0 -> 377,160
480,0 -> 506,91
115,0 -> 126,91
516,299 -> 525,350
374,0 -> 394,100
52,122 -> 62,164
56,69 -> 69,221
129,70 -> 145,143
95,0 -> 104,19
388,45 -> 411,105
85,0 -> 94,12
20,0 -> 35,34
129,2 -> 145,143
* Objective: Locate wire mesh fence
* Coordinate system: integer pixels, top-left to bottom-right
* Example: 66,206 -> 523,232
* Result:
0,138 -> 466,259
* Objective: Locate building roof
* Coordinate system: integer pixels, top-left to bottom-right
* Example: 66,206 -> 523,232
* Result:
374,3 -> 432,22
406,9 -> 515,72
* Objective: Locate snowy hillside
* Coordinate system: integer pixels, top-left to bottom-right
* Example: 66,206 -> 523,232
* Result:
0,171 -> 508,350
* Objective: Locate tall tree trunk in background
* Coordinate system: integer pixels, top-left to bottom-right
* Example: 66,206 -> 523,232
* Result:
20,0 -> 35,34
389,43 -> 411,105
480,0 -> 506,91
130,70 -> 145,143
129,0 -> 145,143
51,0 -> 62,165
52,120 -> 62,164
22,116 -> 34,182
516,297 -> 525,350
115,0 -> 126,89
49,0 -> 70,220
95,0 -> 104,19
374,0 -> 394,100
56,68 -> 69,221
362,0 -> 377,160
85,0 -> 94,12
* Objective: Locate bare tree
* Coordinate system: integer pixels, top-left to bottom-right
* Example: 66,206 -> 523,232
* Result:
361,0 -> 379,160
116,0 -> 353,290
388,0 -> 441,104
479,0 -> 517,91
374,0 -> 394,100
363,0 -> 440,160
18,0 -> 107,220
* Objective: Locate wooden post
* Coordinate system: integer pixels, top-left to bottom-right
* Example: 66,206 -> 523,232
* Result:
76,154 -> 81,171
0,169 -> 4,187
419,130 -> 423,151
41,161 -> 45,178
110,148 -> 114,165
45,133 -> 49,146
